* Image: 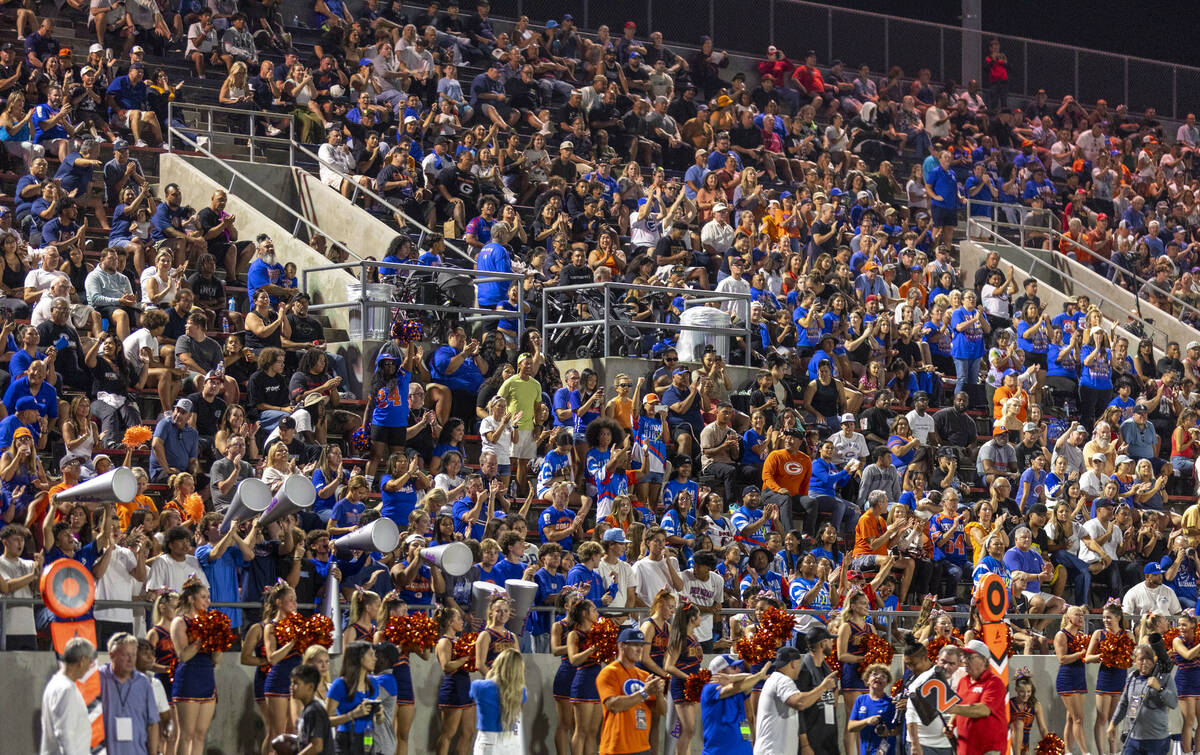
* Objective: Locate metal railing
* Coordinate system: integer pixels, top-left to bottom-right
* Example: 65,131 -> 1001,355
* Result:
165,121 -> 362,264
963,198 -> 1064,237
300,259 -> 527,340
539,281 -> 755,365
966,216 -> 1173,349
168,102 -> 473,265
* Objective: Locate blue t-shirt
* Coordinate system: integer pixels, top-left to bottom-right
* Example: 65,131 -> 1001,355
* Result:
106,75 -> 148,110
1080,346 -> 1113,390
31,104 -> 68,142
475,242 -> 513,307
530,567 -> 566,636
537,449 -> 572,497
196,542 -> 246,628
928,166 -> 960,209
1047,343 -> 1077,379
396,560 -> 435,606
950,306 -> 986,360
430,345 -> 485,393
1003,547 -> 1045,593
330,498 -> 365,529
246,258 -> 285,303
1016,468 -> 1046,510
850,693 -> 896,755
453,496 -> 487,541
380,473 -> 418,527
2,376 -> 59,418
699,683 -> 752,755
552,387 -> 579,428
539,505 -> 576,552
54,153 -> 94,195
326,676 -> 379,733
565,563 -> 604,604
311,468 -> 338,514
371,369 -> 412,428
661,509 -> 696,562
1015,319 -> 1048,354
470,679 -> 527,734
663,478 -> 699,510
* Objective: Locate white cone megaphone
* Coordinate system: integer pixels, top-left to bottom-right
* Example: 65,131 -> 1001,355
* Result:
503,579 -> 537,635
422,542 -> 472,577
220,478 -> 272,533
334,517 -> 400,555
54,467 -> 137,504
472,580 -> 506,619
258,475 -> 316,527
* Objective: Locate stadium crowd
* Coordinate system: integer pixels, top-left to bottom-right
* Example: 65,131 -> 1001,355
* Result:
7,0 -> 1200,754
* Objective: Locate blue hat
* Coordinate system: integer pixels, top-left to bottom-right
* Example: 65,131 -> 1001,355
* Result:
14,396 -> 37,413
545,19 -> 558,28
829,187 -> 843,196
1003,368 -> 1018,377
602,528 -> 628,543
617,628 -> 648,644
672,366 -> 690,375
1145,562 -> 1164,575
359,57 -> 373,67
779,191 -> 793,199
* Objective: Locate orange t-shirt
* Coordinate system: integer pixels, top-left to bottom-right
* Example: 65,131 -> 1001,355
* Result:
117,495 -> 159,530
991,385 -> 1029,421
762,450 -> 812,496
596,661 -> 655,755
163,493 -> 205,524
852,510 -> 888,557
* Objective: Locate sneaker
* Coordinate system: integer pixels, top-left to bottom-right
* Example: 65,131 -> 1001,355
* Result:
266,125 -> 283,137
134,139 -> 148,148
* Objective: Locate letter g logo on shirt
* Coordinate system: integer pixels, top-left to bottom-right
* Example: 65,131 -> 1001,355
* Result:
783,461 -> 805,475
623,678 -> 646,696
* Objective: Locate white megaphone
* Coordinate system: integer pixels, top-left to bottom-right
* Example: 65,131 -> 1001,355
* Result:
503,578 -> 537,636
220,478 -> 272,533
53,467 -> 137,504
472,580 -> 506,619
258,475 -> 316,527
334,517 -> 401,555
422,542 -> 472,577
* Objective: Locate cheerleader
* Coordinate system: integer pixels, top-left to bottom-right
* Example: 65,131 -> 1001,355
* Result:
343,588 -> 381,649
262,582 -> 302,749
663,601 -> 703,755
838,590 -> 874,755
1008,671 -> 1048,755
435,606 -> 475,755
146,591 -> 179,755
567,599 -> 602,755
239,595 -> 274,755
552,591 -> 584,755
373,592 -> 423,755
1172,611 -> 1200,755
1053,605 -> 1091,755
170,578 -> 218,755
1086,601 -> 1134,755
639,589 -> 676,755
475,595 -> 519,675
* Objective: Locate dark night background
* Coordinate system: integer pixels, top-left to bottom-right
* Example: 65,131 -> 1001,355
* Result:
832,0 -> 1200,69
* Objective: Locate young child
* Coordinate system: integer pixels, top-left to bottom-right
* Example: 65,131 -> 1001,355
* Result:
292,663 -> 332,755
1008,670 -> 1048,755
328,475 -> 369,536
136,638 -> 172,731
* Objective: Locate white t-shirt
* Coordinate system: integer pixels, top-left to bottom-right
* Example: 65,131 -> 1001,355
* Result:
679,568 -> 724,642
146,671 -> 170,715
24,268 -> 67,293
598,556 -> 638,610
1122,580 -> 1182,617
122,327 -> 159,366
632,556 -> 679,607
479,415 -> 513,465
904,666 -> 953,747
830,431 -> 869,465
145,554 -> 209,592
185,21 -> 218,54
40,672 -> 90,755
94,545 -> 138,625
754,671 -> 800,755
0,553 -> 36,636
1077,518 -> 1121,564
905,410 -> 936,444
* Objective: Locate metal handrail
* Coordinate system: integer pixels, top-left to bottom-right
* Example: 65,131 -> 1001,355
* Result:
539,281 -> 755,366
966,217 -> 1172,348
164,122 -> 362,264
963,198 -> 1064,235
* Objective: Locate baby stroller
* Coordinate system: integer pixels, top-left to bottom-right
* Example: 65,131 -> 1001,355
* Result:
543,288 -> 643,359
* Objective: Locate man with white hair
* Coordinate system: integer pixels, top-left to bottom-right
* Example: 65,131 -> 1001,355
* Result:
245,235 -> 290,304
40,636 -> 96,755
98,632 -> 159,755
31,275 -> 102,337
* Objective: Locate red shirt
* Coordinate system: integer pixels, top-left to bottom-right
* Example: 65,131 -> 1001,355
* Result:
954,668 -> 1009,755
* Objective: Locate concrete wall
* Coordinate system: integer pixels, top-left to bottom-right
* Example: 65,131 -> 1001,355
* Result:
157,153 -> 361,335
3,649 -> 1181,754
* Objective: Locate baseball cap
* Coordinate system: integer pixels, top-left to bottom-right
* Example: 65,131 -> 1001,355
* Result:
544,19 -> 558,28
403,115 -> 418,124
1002,368 -> 1018,378
80,66 -> 95,76
617,627 -> 647,644
1091,452 -> 1107,462
113,138 -> 129,151
304,393 -> 327,408
672,366 -> 690,375
806,625 -> 834,644
404,533 -> 425,546
278,416 -> 296,430
992,424 -> 1007,436
713,202 -> 729,213
643,393 -> 659,405
773,646 -> 804,667
708,654 -> 744,674
624,20 -> 636,28
88,43 -> 104,54
59,456 -> 82,470
15,396 -> 38,413
359,57 -> 373,67
1115,454 -> 1133,465
1134,402 -> 1149,413
131,45 -> 144,54
1021,422 -> 1037,433
1145,562 -> 1164,575
962,640 -> 989,656
560,140 -> 574,150
12,427 -> 32,441
742,485 -> 761,495
783,428 -> 803,438
174,398 -> 194,412
840,413 -> 855,424
1188,341 -> 1200,351
1069,422 -> 1086,434
601,528 -> 628,544
913,391 -> 929,402
203,370 -> 223,382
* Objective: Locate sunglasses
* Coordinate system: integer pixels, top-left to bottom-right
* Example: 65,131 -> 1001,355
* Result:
616,383 -> 632,388
663,357 -> 678,363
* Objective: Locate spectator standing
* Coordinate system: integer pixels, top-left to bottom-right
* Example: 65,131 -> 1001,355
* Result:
99,633 -> 160,755
40,637 -> 96,755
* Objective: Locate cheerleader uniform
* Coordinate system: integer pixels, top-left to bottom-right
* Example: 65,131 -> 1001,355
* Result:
172,616 -> 216,703
392,653 -> 415,706
669,636 -> 703,704
483,625 -> 515,669
437,635 -> 472,709
552,619 -> 576,702
1174,635 -> 1200,699
643,618 -> 669,674
1095,630 -> 1130,696
252,626 -> 270,703
1054,629 -> 1088,694
149,625 -> 177,704
264,616 -> 303,698
1009,699 -> 1034,755
840,620 -> 871,693
570,626 -> 603,703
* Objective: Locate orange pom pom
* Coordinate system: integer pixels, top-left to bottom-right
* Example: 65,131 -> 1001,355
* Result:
190,609 -> 237,653
759,606 -> 797,644
1035,733 -> 1066,755
581,618 -> 620,664
824,651 -> 842,675
857,632 -> 895,675
1098,631 -> 1135,669
683,670 -> 711,703
382,616 -> 408,646
400,613 -> 438,653
453,632 -> 478,673
122,425 -> 153,448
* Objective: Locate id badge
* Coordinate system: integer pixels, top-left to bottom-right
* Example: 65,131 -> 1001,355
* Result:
823,701 -> 835,726
115,717 -> 133,741
636,708 -> 648,730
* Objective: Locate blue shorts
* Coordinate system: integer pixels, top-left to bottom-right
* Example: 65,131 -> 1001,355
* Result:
641,471 -> 663,485
498,463 -> 511,477
265,656 -> 300,698
931,205 -> 958,227
438,670 -> 471,708
253,666 -> 268,702
1096,665 -> 1127,695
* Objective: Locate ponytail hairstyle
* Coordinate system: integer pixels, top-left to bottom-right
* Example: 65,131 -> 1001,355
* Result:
650,588 -> 676,619
264,580 -> 295,621
435,605 -> 461,634
557,589 -> 583,627
489,649 -> 526,731
151,591 -> 178,625
1059,604 -> 1083,631
569,599 -> 595,630
380,591 -> 408,621
1102,600 -> 1127,632
348,588 -> 381,626
668,600 -> 700,653
179,576 -> 207,611
1014,668 -> 1038,707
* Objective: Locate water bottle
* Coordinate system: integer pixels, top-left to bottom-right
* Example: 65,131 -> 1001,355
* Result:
363,718 -> 374,751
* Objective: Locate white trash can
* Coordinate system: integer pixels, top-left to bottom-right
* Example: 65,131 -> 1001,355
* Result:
346,282 -> 396,339
677,306 -> 731,362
